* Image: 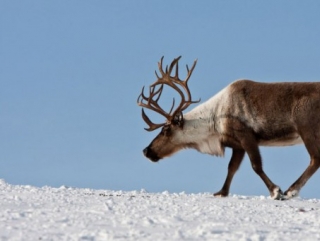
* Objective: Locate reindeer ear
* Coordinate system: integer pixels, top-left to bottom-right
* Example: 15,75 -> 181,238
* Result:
173,112 -> 184,128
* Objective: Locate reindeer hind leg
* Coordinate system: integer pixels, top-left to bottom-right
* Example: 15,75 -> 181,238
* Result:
284,101 -> 320,199
284,128 -> 320,199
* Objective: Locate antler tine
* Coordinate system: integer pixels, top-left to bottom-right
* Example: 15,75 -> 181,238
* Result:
152,84 -> 164,103
154,56 -> 169,84
174,56 -> 179,79
154,56 -> 182,86
171,59 -> 200,112
138,85 -> 169,118
138,86 -> 160,105
138,85 -> 161,105
141,108 -> 165,131
155,70 -> 160,79
137,84 -> 174,131
158,56 -> 165,76
185,59 -> 197,83
168,98 -> 176,115
152,65 -> 186,106
137,86 -> 146,104
168,56 -> 181,76
164,58 -> 195,116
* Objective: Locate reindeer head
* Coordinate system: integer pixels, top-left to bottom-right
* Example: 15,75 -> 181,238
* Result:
137,56 -> 200,162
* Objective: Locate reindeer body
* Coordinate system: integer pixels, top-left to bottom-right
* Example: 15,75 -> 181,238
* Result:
138,57 -> 320,200
184,79 -> 320,153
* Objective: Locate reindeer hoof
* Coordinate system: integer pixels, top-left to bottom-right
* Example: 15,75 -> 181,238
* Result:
213,190 -> 228,197
283,189 -> 299,199
271,186 -> 286,200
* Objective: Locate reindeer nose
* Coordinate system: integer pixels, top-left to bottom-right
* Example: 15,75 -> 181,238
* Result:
143,147 -> 149,156
142,147 -> 159,162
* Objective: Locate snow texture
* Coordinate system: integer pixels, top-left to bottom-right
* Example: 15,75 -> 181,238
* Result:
1,179 -> 320,240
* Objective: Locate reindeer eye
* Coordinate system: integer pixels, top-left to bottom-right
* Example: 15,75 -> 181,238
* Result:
162,125 -> 171,136
172,112 -> 184,128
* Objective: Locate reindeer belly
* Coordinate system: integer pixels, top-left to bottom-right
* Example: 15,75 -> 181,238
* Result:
259,133 -> 303,146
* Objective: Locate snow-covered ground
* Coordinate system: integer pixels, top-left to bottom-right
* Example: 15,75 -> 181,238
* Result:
1,180 -> 320,241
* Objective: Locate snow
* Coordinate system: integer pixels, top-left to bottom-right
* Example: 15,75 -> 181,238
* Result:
1,180 -> 320,240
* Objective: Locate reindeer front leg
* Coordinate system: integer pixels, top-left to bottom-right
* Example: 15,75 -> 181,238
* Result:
214,148 -> 245,197
242,137 -> 284,200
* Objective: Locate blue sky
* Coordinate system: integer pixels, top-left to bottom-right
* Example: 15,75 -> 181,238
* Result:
1,1 -> 320,198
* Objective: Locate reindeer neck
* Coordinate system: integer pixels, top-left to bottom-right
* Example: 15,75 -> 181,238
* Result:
183,86 -> 229,133
178,87 -> 230,157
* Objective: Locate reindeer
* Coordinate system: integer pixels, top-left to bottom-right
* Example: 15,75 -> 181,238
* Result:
137,56 -> 320,200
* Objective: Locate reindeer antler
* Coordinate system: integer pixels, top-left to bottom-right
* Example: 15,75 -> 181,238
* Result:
137,56 -> 200,131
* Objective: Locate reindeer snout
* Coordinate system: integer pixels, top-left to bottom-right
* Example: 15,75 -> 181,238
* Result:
143,147 -> 149,156
143,147 -> 160,162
